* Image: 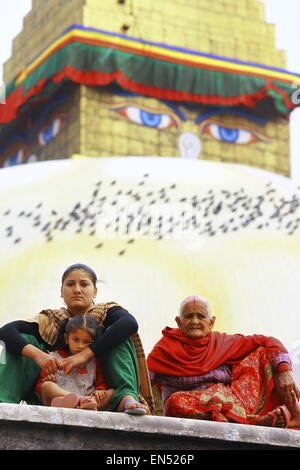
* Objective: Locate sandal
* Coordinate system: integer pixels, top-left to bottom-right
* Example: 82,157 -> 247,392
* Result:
51,393 -> 80,409
266,406 -> 291,428
123,399 -> 147,415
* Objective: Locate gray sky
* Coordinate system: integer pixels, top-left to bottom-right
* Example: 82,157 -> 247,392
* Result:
1,0 -> 300,181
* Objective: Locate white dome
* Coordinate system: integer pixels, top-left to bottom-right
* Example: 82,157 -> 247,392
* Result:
0,156 -> 300,376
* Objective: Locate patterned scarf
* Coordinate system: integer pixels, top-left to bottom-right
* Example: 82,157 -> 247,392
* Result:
26,302 -> 118,346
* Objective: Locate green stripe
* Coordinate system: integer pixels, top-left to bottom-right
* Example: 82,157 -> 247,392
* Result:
16,42 -> 266,97
4,42 -> 295,115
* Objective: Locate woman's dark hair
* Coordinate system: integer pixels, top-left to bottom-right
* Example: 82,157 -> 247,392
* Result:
55,315 -> 102,352
61,263 -> 97,287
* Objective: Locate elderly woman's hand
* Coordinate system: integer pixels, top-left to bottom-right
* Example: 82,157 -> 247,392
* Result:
277,370 -> 299,406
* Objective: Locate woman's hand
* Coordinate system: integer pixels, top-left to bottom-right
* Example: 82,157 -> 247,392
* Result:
35,351 -> 63,374
61,348 -> 94,375
22,344 -> 63,374
277,370 -> 299,406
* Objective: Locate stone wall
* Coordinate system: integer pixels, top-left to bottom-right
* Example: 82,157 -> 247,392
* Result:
0,403 -> 299,450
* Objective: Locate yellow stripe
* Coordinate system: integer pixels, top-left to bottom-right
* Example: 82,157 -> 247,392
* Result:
15,27 -> 299,86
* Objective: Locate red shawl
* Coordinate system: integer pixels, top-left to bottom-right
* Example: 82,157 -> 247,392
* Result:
147,327 -> 288,376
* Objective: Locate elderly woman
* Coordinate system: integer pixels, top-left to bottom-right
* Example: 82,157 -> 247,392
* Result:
0,263 -> 153,415
147,295 -> 300,428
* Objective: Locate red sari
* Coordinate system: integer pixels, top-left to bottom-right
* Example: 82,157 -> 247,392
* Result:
147,328 -> 291,424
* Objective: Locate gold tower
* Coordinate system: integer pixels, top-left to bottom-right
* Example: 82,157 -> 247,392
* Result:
0,0 -> 294,176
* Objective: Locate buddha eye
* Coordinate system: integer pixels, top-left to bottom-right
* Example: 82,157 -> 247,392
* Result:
107,103 -> 180,129
3,149 -> 25,167
125,107 -> 175,128
38,116 -> 66,146
200,120 -> 269,144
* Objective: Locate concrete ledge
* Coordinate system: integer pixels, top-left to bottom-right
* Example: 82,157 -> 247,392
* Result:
0,403 -> 300,450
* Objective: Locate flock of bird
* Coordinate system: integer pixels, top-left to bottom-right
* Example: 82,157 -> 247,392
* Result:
2,171 -> 300,256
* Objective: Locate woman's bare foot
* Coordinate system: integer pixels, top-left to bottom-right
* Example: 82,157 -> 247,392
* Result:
285,399 -> 300,428
117,394 -> 148,415
287,410 -> 300,428
94,389 -> 115,411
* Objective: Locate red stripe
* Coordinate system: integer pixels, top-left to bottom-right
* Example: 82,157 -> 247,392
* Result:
266,80 -> 294,110
52,65 -> 274,108
0,79 -> 47,124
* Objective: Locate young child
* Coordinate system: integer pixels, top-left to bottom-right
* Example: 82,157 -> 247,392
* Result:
35,315 -> 115,410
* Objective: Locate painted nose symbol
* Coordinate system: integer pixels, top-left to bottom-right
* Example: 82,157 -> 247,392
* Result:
179,132 -> 202,159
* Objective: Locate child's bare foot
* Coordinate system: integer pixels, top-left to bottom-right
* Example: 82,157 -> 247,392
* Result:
77,396 -> 98,411
51,393 -> 80,409
117,394 -> 148,415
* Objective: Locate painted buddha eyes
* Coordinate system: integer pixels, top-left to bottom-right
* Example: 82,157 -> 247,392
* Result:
200,120 -> 269,144
2,115 -> 67,167
108,102 -> 268,145
108,103 -> 180,129
207,123 -> 254,144
38,116 -> 66,146
127,107 -> 174,128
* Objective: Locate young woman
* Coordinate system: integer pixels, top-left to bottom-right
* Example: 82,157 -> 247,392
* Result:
0,263 -> 153,415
